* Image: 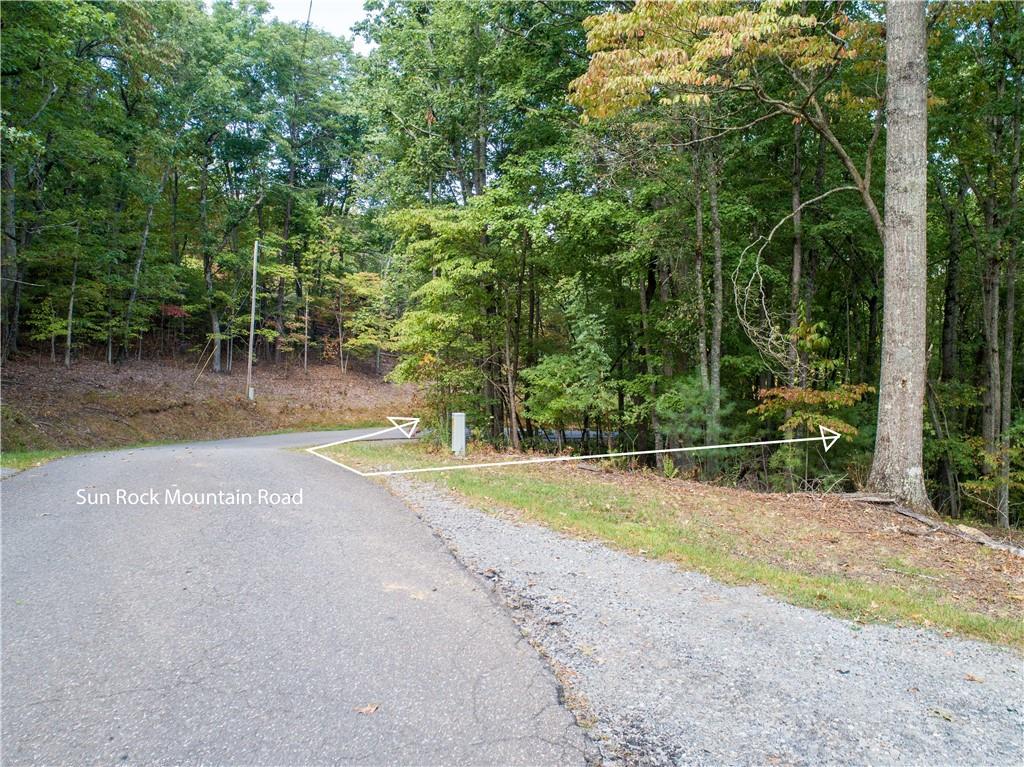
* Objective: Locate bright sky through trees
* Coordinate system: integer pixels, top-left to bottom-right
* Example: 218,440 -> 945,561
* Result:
267,0 -> 373,54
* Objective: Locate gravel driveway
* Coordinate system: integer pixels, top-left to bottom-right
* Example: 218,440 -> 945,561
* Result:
388,476 -> 1024,766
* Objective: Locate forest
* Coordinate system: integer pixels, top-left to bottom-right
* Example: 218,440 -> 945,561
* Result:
1,0 -> 1020,526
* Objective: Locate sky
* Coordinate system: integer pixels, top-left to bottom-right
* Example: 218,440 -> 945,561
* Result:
266,0 -> 374,54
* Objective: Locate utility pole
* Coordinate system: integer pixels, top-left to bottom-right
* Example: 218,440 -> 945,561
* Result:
246,239 -> 259,400
303,294 -> 309,372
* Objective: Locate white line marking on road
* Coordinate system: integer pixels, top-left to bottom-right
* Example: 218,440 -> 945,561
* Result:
306,416 -> 420,476
308,422 -> 842,479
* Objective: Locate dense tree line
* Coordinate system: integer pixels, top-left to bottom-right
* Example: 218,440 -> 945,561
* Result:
1,1 -> 1021,525
2,0 -> 382,376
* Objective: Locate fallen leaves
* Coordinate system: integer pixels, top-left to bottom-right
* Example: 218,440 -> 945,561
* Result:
353,703 -> 379,715
540,462 -> 1024,626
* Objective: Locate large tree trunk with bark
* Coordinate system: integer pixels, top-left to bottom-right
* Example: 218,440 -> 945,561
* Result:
867,0 -> 930,509
997,102 -> 1020,528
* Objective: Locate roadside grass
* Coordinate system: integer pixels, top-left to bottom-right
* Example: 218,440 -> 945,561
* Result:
0,419 -> 385,474
0,448 -> 82,471
328,441 -> 1024,649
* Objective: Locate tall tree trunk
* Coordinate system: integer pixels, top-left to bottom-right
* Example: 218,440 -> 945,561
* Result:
803,133 -> 826,311
659,250 -> 676,453
788,122 -> 804,386
980,243 -> 1001,462
638,265 -> 661,467
1,163 -> 17,359
65,252 -> 78,369
337,286 -> 346,372
927,382 -> 960,518
997,250 -> 1015,527
276,143 -> 297,365
8,262 -> 24,361
170,168 -> 180,263
936,178 -> 964,381
707,150 -> 724,458
864,288 -> 879,382
274,278 -> 285,364
125,168 -> 168,352
503,319 -> 521,451
867,0 -> 930,509
997,102 -> 1020,528
199,159 -> 221,373
692,146 -> 710,393
504,235 -> 528,451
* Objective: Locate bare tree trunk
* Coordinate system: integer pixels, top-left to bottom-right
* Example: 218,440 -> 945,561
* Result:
1,163 -> 17,360
8,263 -> 24,360
865,288 -> 879,381
274,278 -> 285,364
170,168 -> 180,263
65,253 -> 78,369
788,122 -> 804,385
803,133 -> 826,312
659,249 -> 676,455
503,320 -> 520,451
707,150 -> 724,456
304,295 -> 309,373
997,251 -> 1016,527
867,0 -> 930,509
692,138 -> 710,392
337,286 -> 346,373
927,381 -> 960,518
936,178 -> 964,381
200,159 -> 221,373
997,102 -> 1020,528
638,264 -> 662,468
981,247 -> 1001,461
125,168 -> 168,352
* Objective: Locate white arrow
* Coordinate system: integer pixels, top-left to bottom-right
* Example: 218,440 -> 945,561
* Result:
306,416 -> 420,474
308,423 -> 841,478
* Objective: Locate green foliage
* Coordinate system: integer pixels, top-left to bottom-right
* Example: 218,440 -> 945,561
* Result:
656,375 -> 713,447
2,0 -> 1020,524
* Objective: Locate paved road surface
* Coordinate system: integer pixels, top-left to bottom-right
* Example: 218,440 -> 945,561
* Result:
1,430 -> 585,765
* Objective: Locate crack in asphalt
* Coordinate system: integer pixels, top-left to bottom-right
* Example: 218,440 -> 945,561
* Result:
1,430 -> 588,765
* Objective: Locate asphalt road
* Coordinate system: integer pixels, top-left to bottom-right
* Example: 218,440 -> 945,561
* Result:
1,430 -> 586,766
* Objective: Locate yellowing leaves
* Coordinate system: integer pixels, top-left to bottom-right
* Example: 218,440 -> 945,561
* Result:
571,0 -> 863,120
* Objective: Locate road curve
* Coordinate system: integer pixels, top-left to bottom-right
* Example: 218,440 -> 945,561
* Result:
1,430 -> 585,765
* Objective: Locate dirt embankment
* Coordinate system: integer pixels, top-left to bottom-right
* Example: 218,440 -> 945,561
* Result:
1,356 -> 419,451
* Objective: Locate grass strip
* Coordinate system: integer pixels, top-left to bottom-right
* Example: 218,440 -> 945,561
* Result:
329,441 -> 1024,649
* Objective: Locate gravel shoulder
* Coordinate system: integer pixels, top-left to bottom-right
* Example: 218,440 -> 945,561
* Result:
386,476 -> 1024,767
